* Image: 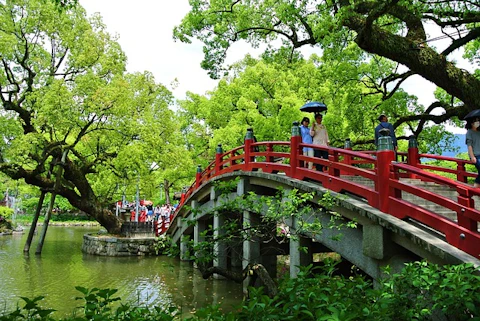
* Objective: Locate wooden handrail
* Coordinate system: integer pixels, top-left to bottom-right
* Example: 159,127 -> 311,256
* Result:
174,138 -> 480,258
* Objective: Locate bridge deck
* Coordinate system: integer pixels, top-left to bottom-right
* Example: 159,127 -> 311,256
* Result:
170,135 -> 480,260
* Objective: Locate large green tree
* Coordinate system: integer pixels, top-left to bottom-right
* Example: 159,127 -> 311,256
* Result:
0,0 -> 177,233
179,53 -> 456,155
175,0 -> 480,127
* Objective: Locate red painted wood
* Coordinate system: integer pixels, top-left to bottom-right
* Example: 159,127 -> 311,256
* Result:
376,149 -> 395,213
171,138 -> 480,259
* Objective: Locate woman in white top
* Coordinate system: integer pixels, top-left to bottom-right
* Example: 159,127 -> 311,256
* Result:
310,113 -> 329,171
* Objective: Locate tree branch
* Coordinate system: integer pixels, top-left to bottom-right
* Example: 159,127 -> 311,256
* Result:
441,27 -> 480,56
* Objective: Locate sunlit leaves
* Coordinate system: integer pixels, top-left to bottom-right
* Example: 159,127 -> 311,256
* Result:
0,0 -> 182,221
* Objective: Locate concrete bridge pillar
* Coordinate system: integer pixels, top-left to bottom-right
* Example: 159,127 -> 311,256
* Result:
180,234 -> 191,261
213,211 -> 227,278
176,207 -> 191,261
212,186 -> 228,278
192,200 -> 208,268
242,209 -> 261,287
362,223 -> 388,260
237,178 -> 261,289
289,216 -> 313,278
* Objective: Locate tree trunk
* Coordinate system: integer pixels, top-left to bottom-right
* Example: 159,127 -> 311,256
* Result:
200,263 -> 278,298
24,190 -> 46,253
164,178 -> 171,204
344,16 -> 480,112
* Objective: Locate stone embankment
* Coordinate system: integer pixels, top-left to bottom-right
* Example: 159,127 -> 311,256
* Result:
82,233 -> 158,256
30,222 -> 100,227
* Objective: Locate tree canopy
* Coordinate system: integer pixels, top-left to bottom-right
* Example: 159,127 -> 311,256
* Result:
179,51 -> 458,154
174,0 -> 480,126
0,0 -> 181,233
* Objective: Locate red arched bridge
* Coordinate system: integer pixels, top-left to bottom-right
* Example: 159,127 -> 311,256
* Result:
165,126 -> 480,272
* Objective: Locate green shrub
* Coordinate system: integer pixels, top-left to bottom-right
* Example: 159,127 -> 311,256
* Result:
0,287 -> 177,321
1,262 -> 479,321
0,206 -> 14,220
191,261 -> 480,321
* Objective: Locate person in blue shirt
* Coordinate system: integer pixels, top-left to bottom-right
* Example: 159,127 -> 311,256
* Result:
466,117 -> 480,188
374,114 -> 397,151
300,117 -> 314,169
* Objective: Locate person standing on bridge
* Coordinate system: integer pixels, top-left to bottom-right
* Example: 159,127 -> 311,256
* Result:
310,113 -> 329,171
375,114 -> 397,151
466,117 -> 480,188
300,117 -> 314,169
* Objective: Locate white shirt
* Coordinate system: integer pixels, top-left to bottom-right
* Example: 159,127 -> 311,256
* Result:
310,123 -> 329,146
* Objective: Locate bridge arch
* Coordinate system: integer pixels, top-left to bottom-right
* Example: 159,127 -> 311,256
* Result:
168,171 -> 479,283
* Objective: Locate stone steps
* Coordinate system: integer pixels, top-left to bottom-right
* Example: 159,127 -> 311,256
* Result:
340,175 -> 470,225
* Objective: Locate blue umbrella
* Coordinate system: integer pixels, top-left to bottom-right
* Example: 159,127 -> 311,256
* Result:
300,101 -> 327,113
463,109 -> 480,120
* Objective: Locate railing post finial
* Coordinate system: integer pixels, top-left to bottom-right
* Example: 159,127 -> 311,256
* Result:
245,127 -> 254,140
291,121 -> 300,137
377,128 -> 393,151
215,144 -> 223,174
408,135 -> 418,148
195,165 -> 202,189
344,138 -> 351,149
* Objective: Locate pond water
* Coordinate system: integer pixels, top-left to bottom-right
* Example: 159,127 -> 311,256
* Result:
0,226 -> 243,317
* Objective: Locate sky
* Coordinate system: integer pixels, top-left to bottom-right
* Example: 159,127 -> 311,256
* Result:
79,1 -> 472,134
80,0 -> 265,101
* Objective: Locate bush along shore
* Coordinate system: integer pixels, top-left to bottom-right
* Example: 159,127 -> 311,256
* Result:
0,212 -> 100,236
1,261 -> 479,321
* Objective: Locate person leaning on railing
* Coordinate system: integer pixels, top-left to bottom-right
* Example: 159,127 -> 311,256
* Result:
466,117 -> 480,188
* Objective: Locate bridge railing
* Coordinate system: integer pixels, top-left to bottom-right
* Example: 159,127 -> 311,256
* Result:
414,153 -> 473,183
388,162 -> 480,256
176,125 -> 480,258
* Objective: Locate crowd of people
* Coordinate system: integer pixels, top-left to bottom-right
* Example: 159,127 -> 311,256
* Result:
117,200 -> 177,224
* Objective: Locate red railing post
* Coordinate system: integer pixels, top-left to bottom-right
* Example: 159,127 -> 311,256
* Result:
215,144 -> 223,174
328,149 -> 340,177
457,163 -> 467,183
266,143 -> 273,163
342,138 -> 352,176
290,121 -> 301,179
407,135 -> 419,179
180,190 -> 185,206
457,193 -> 477,231
244,130 -> 253,171
377,131 -> 395,212
195,165 -> 202,189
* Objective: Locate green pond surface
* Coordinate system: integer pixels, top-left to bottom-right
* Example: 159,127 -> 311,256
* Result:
0,226 -> 242,317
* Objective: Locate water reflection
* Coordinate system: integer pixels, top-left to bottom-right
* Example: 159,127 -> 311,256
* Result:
0,227 -> 242,317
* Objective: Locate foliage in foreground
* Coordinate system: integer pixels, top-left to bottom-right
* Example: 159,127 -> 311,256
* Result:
0,287 -> 177,321
1,261 -> 479,321
0,206 -> 14,232
191,261 -> 480,321
0,206 -> 14,220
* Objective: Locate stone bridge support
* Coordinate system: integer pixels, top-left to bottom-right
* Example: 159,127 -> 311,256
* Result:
289,216 -> 313,278
238,178 -> 260,289
169,172 -> 480,291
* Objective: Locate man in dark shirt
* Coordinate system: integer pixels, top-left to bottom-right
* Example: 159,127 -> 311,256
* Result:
374,114 -> 397,151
